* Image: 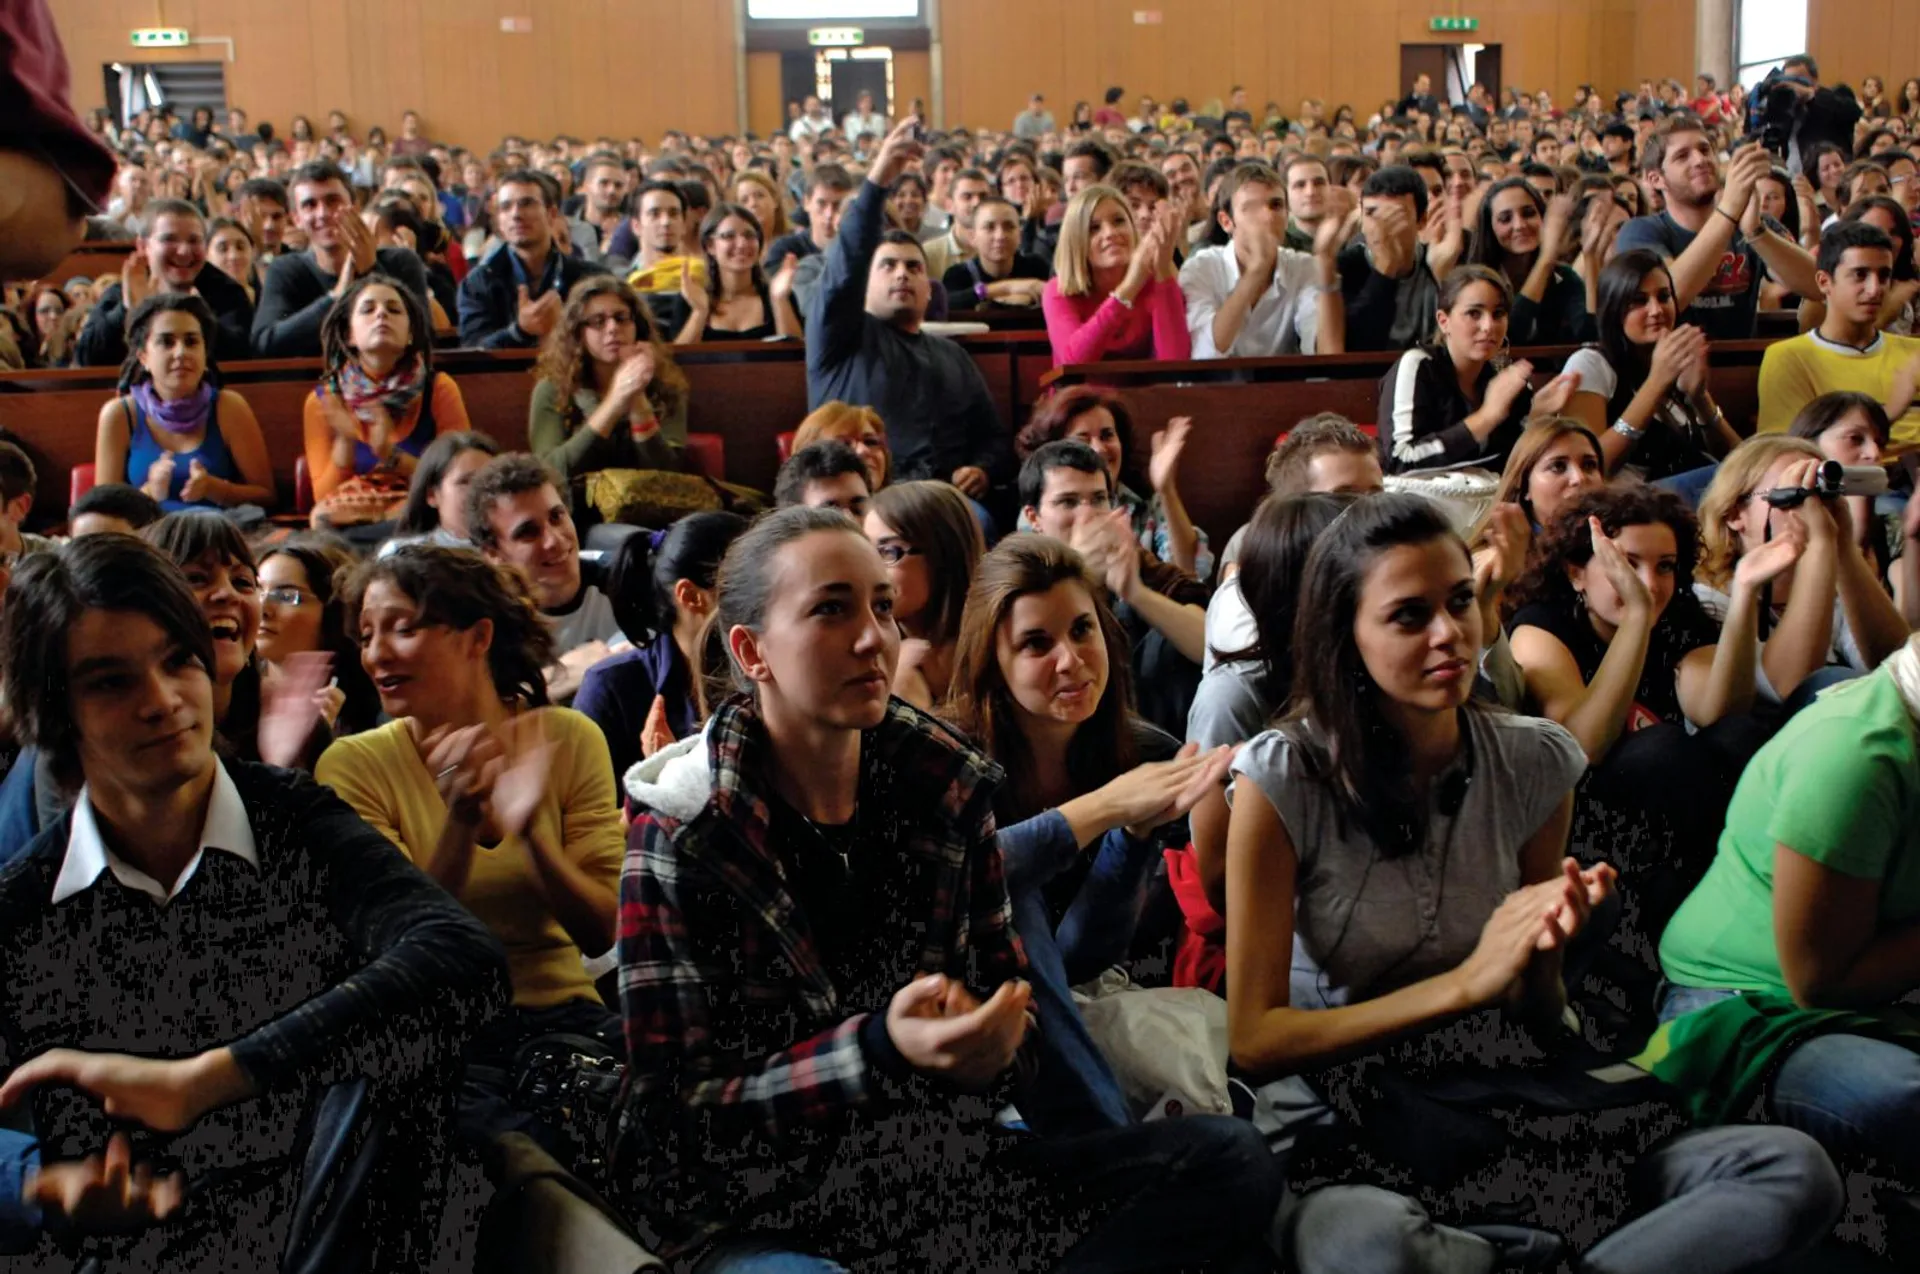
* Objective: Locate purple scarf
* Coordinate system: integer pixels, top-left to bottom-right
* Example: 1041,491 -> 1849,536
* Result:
132,381 -> 215,435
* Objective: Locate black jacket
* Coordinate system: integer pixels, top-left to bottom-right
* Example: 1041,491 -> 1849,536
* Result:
455,245 -> 608,350
74,264 -> 253,368
251,248 -> 432,359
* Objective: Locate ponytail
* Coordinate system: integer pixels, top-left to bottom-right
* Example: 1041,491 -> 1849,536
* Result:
607,511 -> 751,646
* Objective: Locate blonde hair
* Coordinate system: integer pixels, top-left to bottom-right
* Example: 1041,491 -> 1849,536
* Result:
1696,434 -> 1823,587
1051,184 -> 1134,298
793,401 -> 890,487
732,169 -> 791,240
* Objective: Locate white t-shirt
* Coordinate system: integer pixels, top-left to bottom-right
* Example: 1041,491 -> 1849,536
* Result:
1179,245 -> 1326,358
1694,581 -> 1865,703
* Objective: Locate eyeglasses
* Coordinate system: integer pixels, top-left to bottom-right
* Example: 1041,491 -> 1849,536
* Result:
263,585 -> 311,607
583,311 -> 638,330
874,543 -> 922,565
709,229 -> 759,243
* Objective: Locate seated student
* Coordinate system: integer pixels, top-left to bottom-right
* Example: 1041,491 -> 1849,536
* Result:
1563,250 -> 1743,487
1041,184 -> 1190,366
1510,484 -> 1795,927
206,216 -> 259,303
392,430 -> 501,550
1180,161 -> 1348,357
529,276 -> 689,509
67,483 -> 163,538
774,439 -> 873,517
945,534 -> 1233,1128
658,204 -> 801,343
465,454 -> 624,701
253,161 -> 433,358
0,444 -> 54,563
806,121 -> 1009,498
457,169 -> 608,350
1217,414 -> 1385,580
1379,265 -> 1579,476
623,179 -> 704,297
1023,440 -> 1209,736
1695,435 -> 1910,706
318,545 -> 622,1161
1016,385 -> 1212,580
885,170 -> 934,240
792,400 -> 891,492
943,195 -> 1051,311
1758,222 -> 1920,441
94,296 -> 276,515
1337,165 -> 1444,350
575,511 -> 749,787
1482,416 -> 1607,537
920,168 -> 992,278
763,162 -> 853,271
1788,391 -> 1901,576
616,505 -> 1282,1270
258,536 -> 381,738
0,535 -> 510,1270
1839,195 -> 1920,335
365,196 -> 456,329
303,275 -> 469,525
732,168 -> 791,244
1225,492 -> 1841,1274
864,481 -> 983,710
1465,177 -> 1597,345
1653,631 -> 1920,1185
74,199 -> 253,367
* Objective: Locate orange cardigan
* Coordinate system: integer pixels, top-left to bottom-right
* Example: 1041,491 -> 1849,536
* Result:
302,372 -> 470,500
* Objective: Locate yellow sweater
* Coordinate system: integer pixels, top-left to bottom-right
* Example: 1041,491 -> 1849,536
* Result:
1755,329 -> 1920,441
316,710 -> 624,1009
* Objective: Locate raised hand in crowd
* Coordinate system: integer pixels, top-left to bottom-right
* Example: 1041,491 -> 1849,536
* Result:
1071,507 -> 1143,602
1315,186 -> 1361,260
884,973 -> 1032,1092
1528,369 -> 1581,418
330,205 -> 378,297
490,712 -> 555,839
141,451 -> 175,504
1472,360 -> 1537,439
640,693 -> 677,760
1474,502 -> 1531,616
1094,741 -> 1237,840
258,650 -> 336,768
869,116 -> 927,191
120,250 -> 156,310
1363,197 -> 1418,279
1148,414 -> 1192,499
423,719 -> 508,834
679,265 -> 711,332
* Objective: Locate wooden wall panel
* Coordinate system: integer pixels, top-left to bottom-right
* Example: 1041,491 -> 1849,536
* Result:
46,0 -> 741,150
1808,0 -> 1920,94
893,49 -> 932,119
745,51 -> 785,138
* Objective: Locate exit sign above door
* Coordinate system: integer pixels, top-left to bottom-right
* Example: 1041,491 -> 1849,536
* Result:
1430,15 -> 1478,31
130,27 -> 190,47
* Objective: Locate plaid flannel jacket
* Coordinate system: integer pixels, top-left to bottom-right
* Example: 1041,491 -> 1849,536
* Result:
614,695 -> 1027,1254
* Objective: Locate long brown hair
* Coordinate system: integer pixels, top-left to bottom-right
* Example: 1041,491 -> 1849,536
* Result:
868,481 -> 984,647
533,274 -> 689,426
1476,416 -> 1605,539
945,535 -> 1136,822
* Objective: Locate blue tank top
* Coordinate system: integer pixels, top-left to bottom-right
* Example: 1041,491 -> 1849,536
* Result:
124,393 -> 236,512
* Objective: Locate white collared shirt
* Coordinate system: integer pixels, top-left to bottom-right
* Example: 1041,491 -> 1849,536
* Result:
52,760 -> 258,906
1179,243 -> 1325,358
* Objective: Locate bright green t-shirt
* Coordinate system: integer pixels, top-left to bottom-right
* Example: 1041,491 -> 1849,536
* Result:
1659,669 -> 1920,994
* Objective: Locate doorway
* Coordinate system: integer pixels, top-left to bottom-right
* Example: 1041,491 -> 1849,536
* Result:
103,61 -> 227,128
1398,43 -> 1500,107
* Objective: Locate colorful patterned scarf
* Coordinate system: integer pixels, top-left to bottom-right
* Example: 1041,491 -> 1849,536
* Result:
332,355 -> 428,426
131,381 -> 215,435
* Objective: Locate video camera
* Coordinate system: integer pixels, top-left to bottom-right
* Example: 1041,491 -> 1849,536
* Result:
1763,461 -> 1887,509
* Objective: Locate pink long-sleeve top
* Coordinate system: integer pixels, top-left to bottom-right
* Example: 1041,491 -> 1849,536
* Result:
1042,275 -> 1192,367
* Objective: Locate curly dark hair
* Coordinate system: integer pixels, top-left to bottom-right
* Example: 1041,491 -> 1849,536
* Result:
340,544 -> 555,708
532,274 -> 689,427
1507,483 -> 1705,621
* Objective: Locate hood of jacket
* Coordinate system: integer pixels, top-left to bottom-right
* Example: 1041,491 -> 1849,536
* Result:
623,723 -> 711,821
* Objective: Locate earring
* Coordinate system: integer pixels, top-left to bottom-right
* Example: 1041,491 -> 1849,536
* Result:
1573,589 -> 1587,620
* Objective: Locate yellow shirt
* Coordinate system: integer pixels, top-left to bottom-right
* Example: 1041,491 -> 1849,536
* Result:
1755,328 -> 1920,442
626,255 -> 708,295
316,710 -> 625,1009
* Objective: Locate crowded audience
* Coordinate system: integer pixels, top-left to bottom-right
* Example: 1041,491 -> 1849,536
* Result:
6,38 -> 1920,1274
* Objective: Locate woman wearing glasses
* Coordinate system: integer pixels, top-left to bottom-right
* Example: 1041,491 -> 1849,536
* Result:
862,481 -> 985,710
529,276 -> 692,508
257,536 -> 383,737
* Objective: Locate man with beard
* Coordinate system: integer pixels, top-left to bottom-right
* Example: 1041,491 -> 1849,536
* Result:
455,170 -> 606,349
1615,122 -> 1819,340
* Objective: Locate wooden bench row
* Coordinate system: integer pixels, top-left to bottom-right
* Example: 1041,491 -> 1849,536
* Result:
0,337 -> 1773,549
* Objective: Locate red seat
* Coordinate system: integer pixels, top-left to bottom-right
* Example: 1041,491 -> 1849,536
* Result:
776,430 -> 797,463
70,463 -> 96,508
294,456 -> 313,514
684,432 -> 725,480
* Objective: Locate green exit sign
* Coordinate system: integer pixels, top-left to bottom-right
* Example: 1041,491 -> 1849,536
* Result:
1430,15 -> 1479,31
130,27 -> 190,47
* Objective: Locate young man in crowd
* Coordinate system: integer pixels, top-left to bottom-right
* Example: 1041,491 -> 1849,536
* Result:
465,454 -> 625,701
840,90 -> 887,142
0,534 -> 509,1268
1012,92 -> 1056,140
66,484 -> 163,539
576,151 -> 630,260
75,199 -> 254,367
623,179 -> 700,295
392,108 -> 434,158
1284,154 -> 1335,251
252,161 -> 433,357
1181,162 -> 1351,358
1160,150 -> 1211,250
1757,221 -> 1920,442
1061,139 -> 1116,200
921,168 -> 994,279
807,119 -> 1010,507
456,170 -> 608,350
764,164 -> 854,270
773,441 -> 873,517
0,443 -> 54,564
1614,124 -> 1819,341
789,95 -> 835,143
1022,440 -> 1209,734
1337,165 -> 1441,350
943,195 -> 1050,310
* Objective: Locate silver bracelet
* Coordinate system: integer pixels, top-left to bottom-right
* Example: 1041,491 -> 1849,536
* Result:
1611,417 -> 1645,440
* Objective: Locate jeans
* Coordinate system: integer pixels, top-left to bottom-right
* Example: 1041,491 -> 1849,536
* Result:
1658,984 -> 1920,1174
457,996 -> 624,1167
1278,1126 -> 1839,1274
1008,887 -> 1133,1134
696,1115 -> 1282,1274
